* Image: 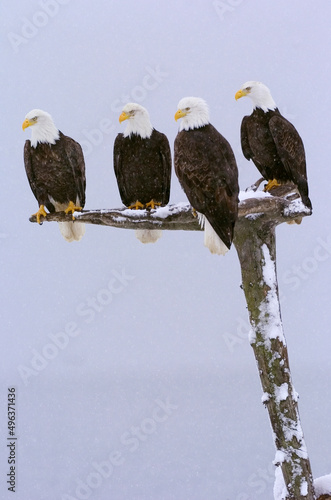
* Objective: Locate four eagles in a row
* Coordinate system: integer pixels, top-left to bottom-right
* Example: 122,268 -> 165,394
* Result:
22,81 -> 312,254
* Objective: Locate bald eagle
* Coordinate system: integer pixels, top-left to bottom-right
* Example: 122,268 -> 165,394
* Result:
23,109 -> 86,242
235,81 -> 312,210
174,97 -> 239,255
113,103 -> 172,244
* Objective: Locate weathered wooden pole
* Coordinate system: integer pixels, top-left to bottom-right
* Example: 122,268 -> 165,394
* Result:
233,193 -> 315,500
29,185 -> 316,498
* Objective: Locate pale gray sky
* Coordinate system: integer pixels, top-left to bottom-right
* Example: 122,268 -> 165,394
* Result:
1,2 -> 331,499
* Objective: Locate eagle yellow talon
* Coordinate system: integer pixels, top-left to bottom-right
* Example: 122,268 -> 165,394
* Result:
128,201 -> 145,210
264,179 -> 282,191
64,201 -> 82,220
33,205 -> 47,224
145,200 -> 161,210
192,208 -> 197,218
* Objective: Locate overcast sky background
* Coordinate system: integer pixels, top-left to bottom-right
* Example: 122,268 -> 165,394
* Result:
1,1 -> 331,499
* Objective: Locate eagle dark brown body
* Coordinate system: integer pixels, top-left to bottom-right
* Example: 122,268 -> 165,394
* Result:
113,129 -> 171,208
241,107 -> 311,210
24,131 -> 86,212
174,124 -> 239,249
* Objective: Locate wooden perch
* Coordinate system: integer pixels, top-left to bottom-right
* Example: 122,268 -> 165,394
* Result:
29,184 -> 310,230
29,183 -> 316,499
234,191 -> 314,499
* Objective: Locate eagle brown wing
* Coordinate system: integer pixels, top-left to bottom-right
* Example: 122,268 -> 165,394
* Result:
113,133 -> 131,206
241,114 -> 271,180
241,116 -> 253,161
61,133 -> 86,208
24,140 -> 38,200
24,140 -> 50,207
175,124 -> 239,249
156,131 -> 172,205
269,115 -> 311,209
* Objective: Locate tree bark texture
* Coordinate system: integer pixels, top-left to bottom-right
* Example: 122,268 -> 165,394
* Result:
234,211 -> 315,499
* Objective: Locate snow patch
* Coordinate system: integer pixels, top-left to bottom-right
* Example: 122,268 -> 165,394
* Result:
292,388 -> 299,402
274,450 -> 286,465
281,419 -> 308,459
261,392 -> 270,403
261,244 -> 276,288
248,328 -> 256,344
122,208 -> 147,216
153,202 -> 191,219
239,190 -> 272,201
275,383 -> 288,403
283,197 -> 311,217
300,480 -> 308,496
245,212 -> 263,220
314,473 -> 331,496
258,244 -> 286,344
274,465 -> 288,500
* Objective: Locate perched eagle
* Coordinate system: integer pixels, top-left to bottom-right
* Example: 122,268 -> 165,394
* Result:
235,81 -> 312,210
23,109 -> 86,242
113,103 -> 172,244
174,97 -> 239,255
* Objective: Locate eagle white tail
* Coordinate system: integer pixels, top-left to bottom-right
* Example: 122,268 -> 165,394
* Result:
198,213 -> 229,255
58,221 -> 86,242
51,200 -> 86,242
135,229 -> 162,244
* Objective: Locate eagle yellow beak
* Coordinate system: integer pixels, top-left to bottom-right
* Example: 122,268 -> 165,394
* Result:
22,118 -> 33,131
174,109 -> 187,121
119,112 -> 130,123
235,89 -> 248,101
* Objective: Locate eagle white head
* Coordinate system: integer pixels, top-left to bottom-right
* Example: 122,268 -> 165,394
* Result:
22,109 -> 60,148
175,97 -> 210,131
119,103 -> 153,139
235,81 -> 277,112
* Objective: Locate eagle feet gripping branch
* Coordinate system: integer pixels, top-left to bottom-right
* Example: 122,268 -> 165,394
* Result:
64,200 -> 83,220
128,200 -> 145,210
33,205 -> 47,225
264,178 -> 282,192
145,200 -> 161,210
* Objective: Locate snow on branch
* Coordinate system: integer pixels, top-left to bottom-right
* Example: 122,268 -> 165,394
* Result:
29,183 -> 312,229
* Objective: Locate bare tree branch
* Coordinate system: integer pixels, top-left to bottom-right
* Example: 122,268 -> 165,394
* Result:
29,184 -> 311,230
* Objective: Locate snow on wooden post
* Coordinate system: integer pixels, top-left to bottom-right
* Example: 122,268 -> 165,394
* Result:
234,187 -> 314,500
29,184 -> 315,498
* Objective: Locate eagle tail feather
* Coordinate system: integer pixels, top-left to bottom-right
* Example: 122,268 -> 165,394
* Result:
203,217 -> 229,256
135,229 -> 162,244
58,221 -> 85,242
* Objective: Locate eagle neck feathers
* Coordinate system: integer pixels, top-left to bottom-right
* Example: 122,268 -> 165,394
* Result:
30,121 -> 60,148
